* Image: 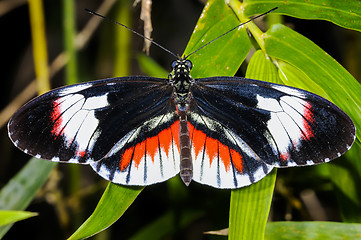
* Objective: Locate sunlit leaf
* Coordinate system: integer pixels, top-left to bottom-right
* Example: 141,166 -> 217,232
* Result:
0,159 -> 56,238
68,183 -> 142,240
184,0 -> 251,78
244,0 -> 361,32
0,210 -> 38,226
265,221 -> 361,240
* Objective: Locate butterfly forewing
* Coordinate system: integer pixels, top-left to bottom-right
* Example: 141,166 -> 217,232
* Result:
8,76 -> 176,166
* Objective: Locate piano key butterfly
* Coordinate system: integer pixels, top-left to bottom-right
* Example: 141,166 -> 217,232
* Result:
7,9 -> 356,189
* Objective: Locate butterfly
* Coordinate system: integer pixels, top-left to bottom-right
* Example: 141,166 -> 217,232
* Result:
7,9 -> 356,189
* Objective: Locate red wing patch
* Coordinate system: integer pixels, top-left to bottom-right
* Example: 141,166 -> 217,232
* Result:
302,102 -> 315,140
230,149 -> 244,173
280,152 -> 290,162
89,119 -> 180,185
50,98 -> 64,136
187,122 -> 257,189
119,121 -> 180,171
188,123 -> 244,173
189,121 -> 272,189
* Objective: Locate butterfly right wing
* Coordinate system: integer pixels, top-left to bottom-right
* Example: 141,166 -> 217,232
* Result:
8,76 -> 182,185
188,76 -> 355,189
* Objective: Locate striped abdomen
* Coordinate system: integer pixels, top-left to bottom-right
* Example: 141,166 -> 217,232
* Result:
177,104 -> 193,185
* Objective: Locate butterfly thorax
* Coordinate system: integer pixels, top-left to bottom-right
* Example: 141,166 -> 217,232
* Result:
169,59 -> 193,103
169,59 -> 194,185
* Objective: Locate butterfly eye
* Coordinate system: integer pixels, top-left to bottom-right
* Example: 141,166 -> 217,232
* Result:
185,60 -> 192,69
171,60 -> 178,69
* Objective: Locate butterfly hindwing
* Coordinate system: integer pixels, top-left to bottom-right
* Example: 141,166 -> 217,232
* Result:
191,76 -> 355,173
188,111 -> 274,188
90,114 -> 181,185
8,76 -> 176,168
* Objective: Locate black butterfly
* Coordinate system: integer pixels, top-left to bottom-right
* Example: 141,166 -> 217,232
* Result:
7,9 -> 355,188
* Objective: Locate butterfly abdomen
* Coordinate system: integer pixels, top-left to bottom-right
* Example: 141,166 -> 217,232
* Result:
178,104 -> 193,185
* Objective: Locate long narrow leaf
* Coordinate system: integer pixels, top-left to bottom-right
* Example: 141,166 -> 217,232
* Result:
68,183 -> 142,240
207,221 -> 361,239
228,50 -> 279,240
0,158 -> 56,238
229,170 -> 276,240
265,221 -> 361,240
244,0 -> 361,32
0,210 -> 38,226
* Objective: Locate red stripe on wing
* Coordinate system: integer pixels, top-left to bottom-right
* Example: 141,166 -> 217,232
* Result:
171,120 -> 180,151
189,123 -> 244,173
133,141 -> 146,167
205,137 -> 218,164
280,152 -> 290,162
219,143 -> 231,171
50,99 -> 63,136
75,150 -> 87,158
120,146 -> 134,170
302,102 -> 315,140
189,122 -> 206,156
119,121 -> 180,171
230,149 -> 243,173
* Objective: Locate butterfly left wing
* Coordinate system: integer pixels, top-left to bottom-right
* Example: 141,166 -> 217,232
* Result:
90,113 -> 181,185
189,76 -> 355,188
8,76 -> 182,185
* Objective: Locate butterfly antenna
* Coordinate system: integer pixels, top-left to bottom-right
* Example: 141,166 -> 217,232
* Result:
184,7 -> 278,59
85,9 -> 178,59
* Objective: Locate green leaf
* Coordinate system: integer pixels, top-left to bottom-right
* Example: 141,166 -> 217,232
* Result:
246,49 -> 281,84
243,0 -> 361,32
277,60 -> 330,99
229,169 -> 277,240
264,24 -> 361,143
0,158 -> 56,238
183,0 -> 251,78
68,183 -> 142,240
228,51 -> 278,240
0,210 -> 38,226
265,221 -> 361,240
